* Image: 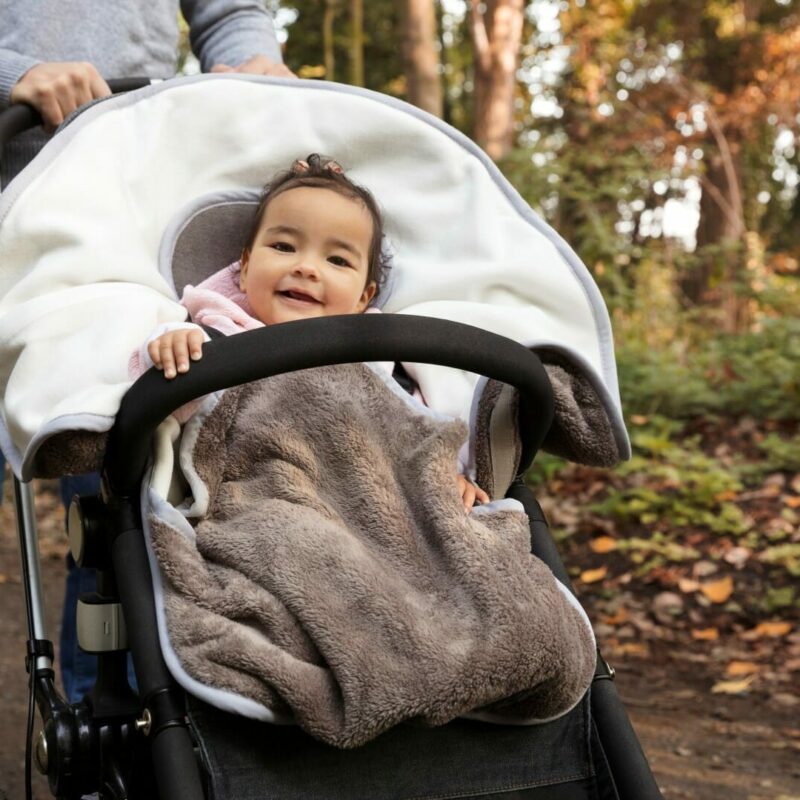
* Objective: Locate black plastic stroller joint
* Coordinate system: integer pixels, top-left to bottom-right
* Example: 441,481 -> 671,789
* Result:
23,509 -> 154,799
68,494 -> 110,569
23,634 -> 142,798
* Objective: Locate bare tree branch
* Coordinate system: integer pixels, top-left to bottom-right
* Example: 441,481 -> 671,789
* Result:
469,1 -> 492,75
671,78 -> 745,236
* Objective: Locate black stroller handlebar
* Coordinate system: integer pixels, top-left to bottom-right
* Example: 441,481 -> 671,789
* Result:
0,78 -> 154,148
105,314 -> 554,497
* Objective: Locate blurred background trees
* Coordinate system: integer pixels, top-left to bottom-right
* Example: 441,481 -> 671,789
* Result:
261,0 -> 799,427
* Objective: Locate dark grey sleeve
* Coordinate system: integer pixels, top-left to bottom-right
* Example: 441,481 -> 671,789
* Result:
180,0 -> 283,72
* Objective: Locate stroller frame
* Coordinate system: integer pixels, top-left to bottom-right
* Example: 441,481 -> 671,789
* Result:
14,315 -> 662,800
2,94 -> 663,800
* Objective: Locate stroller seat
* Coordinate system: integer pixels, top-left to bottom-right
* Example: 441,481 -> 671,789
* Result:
187,691 -> 600,800
0,76 -> 659,800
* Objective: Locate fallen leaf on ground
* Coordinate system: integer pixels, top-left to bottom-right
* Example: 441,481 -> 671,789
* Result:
589,536 -> 617,553
612,642 -> 650,657
771,693 -> 800,708
765,473 -> 786,488
723,547 -> 751,568
751,621 -> 793,638
580,567 -> 608,584
600,608 -> 630,626
700,576 -> 734,603
679,577 -> 700,593
725,661 -> 761,676
653,592 -> 684,623
712,674 -> 757,694
691,627 -> 719,641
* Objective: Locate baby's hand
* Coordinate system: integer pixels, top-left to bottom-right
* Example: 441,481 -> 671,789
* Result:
148,328 -> 206,379
456,475 -> 490,513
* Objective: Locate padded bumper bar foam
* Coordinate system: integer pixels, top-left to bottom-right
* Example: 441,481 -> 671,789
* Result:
105,314 -> 554,496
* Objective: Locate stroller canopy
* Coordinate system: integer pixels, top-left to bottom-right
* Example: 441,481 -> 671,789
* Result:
0,76 -> 629,479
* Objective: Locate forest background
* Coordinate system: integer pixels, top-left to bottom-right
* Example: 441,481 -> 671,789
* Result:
240,0 -> 800,792
0,3 -> 798,799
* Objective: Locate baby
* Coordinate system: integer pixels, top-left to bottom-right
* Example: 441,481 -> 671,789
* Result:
147,154 -> 489,511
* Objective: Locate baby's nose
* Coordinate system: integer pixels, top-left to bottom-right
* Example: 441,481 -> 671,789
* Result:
294,260 -> 321,278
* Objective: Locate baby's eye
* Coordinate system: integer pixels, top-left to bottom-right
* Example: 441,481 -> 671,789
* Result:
270,241 -> 295,253
328,255 -> 352,268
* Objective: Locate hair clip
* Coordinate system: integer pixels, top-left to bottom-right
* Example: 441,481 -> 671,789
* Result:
291,156 -> 344,176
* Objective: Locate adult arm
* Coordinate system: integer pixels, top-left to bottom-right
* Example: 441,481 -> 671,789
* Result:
0,48 -> 40,109
181,0 -> 292,75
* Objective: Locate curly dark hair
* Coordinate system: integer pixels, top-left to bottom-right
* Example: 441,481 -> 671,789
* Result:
243,154 -> 390,300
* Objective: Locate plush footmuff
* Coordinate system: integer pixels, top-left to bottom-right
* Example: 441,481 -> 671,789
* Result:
147,362 -> 595,749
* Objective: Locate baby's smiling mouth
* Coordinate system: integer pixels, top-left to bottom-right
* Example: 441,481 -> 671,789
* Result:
278,288 -> 322,304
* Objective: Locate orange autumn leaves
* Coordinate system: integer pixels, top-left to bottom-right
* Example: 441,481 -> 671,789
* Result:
583,537 -> 731,602
579,536 -> 616,583
579,535 -> 795,647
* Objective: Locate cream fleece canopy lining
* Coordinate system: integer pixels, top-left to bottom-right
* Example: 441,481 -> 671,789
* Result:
0,75 -> 629,478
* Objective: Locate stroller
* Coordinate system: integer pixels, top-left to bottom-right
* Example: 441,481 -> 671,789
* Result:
0,76 -> 663,800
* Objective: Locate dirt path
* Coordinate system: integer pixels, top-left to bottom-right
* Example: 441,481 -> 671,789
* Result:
0,482 -> 66,800
0,483 -> 798,799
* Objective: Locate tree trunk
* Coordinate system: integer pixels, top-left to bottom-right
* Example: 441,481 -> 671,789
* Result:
469,0 -> 525,160
688,145 -> 747,330
400,0 -> 443,117
436,0 -> 453,125
349,0 -> 364,87
323,0 -> 338,81
695,155 -> 744,251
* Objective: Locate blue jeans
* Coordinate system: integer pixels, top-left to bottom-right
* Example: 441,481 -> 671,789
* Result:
59,473 -> 136,702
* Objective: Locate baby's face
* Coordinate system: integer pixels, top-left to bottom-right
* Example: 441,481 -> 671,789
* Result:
240,187 -> 376,326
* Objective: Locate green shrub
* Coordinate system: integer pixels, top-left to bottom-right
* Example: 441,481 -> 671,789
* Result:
757,432 -> 800,473
617,317 -> 800,420
590,417 -> 751,536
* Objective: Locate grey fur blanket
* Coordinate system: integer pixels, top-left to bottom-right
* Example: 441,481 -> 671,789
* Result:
148,363 -> 595,748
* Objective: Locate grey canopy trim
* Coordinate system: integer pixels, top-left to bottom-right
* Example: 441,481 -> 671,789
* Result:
159,190 -> 260,297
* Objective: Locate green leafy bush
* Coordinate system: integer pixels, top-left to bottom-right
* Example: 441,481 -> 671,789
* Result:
757,432 -> 800,473
617,317 -> 800,420
590,416 -> 751,536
